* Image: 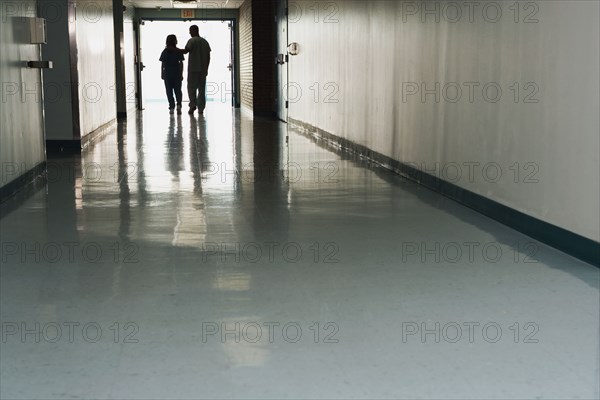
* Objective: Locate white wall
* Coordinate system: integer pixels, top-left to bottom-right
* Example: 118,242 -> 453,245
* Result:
288,0 -> 600,242
0,0 -> 46,187
75,0 -> 116,136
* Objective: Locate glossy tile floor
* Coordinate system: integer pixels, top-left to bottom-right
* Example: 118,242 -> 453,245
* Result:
1,103 -> 599,399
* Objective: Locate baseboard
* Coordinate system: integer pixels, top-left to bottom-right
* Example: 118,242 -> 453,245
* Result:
289,117 -> 600,268
47,118 -> 118,154
47,139 -> 82,154
0,161 -> 47,211
81,118 -> 117,150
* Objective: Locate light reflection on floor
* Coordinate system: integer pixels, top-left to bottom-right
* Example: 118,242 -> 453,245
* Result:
0,103 -> 598,399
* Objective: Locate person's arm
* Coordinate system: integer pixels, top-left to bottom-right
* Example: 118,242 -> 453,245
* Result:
178,53 -> 185,80
166,47 -> 188,54
182,41 -> 192,55
159,51 -> 165,79
205,44 -> 211,74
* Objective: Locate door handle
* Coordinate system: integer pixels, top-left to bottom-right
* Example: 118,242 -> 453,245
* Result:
26,61 -> 53,69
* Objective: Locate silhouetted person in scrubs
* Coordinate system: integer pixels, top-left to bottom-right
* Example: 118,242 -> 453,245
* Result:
183,25 -> 211,115
159,34 -> 184,114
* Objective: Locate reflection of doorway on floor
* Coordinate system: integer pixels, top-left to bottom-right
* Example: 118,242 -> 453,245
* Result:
141,20 -> 233,107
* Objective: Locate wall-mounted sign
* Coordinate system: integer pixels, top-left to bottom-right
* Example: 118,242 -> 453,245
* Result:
181,9 -> 195,18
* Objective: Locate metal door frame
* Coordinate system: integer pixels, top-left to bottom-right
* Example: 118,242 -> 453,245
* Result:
134,16 -> 239,110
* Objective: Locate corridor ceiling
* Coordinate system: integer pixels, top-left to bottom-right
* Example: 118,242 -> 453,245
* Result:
127,0 -> 242,8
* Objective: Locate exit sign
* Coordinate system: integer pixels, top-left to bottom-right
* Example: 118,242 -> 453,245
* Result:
181,9 -> 195,18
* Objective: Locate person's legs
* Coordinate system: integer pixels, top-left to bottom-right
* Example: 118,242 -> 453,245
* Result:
174,80 -> 183,114
187,73 -> 199,112
197,74 -> 207,113
164,79 -> 175,110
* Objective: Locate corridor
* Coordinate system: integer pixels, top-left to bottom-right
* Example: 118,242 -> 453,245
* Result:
1,103 -> 598,399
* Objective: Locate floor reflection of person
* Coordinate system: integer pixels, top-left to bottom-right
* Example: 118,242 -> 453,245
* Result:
166,115 -> 184,176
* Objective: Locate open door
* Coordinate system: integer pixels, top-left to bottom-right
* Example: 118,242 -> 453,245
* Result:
276,0 -> 288,122
228,21 -> 236,107
134,19 -> 145,110
137,20 -> 233,107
